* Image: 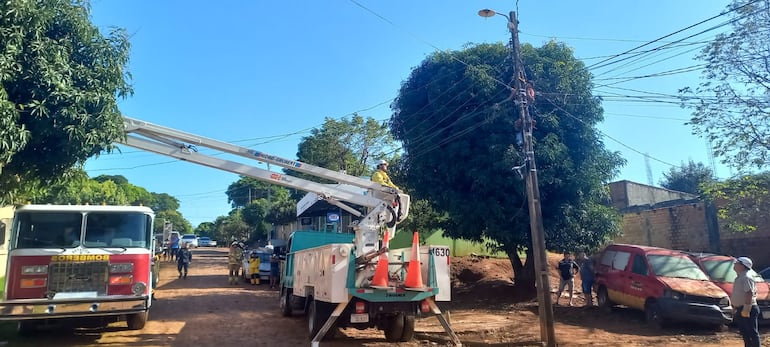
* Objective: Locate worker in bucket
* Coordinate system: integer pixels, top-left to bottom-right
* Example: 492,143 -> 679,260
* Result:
228,241 -> 244,285
371,159 -> 399,190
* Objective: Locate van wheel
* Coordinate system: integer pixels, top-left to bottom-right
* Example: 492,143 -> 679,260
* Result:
280,288 -> 293,317
597,287 -> 613,313
645,302 -> 667,329
384,313 -> 405,342
17,320 -> 39,336
127,311 -> 148,330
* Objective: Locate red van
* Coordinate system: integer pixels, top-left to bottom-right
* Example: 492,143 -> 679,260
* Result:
595,244 -> 732,328
686,252 -> 770,324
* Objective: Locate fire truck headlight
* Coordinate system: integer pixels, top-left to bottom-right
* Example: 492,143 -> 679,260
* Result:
109,263 -> 134,273
131,282 -> 147,296
21,265 -> 48,275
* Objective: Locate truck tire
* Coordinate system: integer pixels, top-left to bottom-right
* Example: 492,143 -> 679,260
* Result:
384,313 -> 405,342
400,314 -> 416,342
17,320 -> 38,336
645,301 -> 667,329
127,311 -> 148,330
308,298 -> 332,339
280,288 -> 293,317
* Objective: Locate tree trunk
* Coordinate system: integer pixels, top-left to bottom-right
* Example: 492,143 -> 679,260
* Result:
508,248 -> 537,297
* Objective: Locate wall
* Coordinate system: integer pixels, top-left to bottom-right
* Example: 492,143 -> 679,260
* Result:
609,180 -> 697,210
613,202 -> 712,253
718,213 -> 770,270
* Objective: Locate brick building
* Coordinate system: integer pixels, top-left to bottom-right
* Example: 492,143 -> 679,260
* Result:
609,180 -> 770,269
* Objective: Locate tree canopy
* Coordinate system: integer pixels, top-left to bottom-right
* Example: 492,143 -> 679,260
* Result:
391,41 -> 625,290
680,0 -> 770,170
659,160 -> 714,195
0,0 -> 132,204
702,172 -> 770,233
293,114 -> 398,180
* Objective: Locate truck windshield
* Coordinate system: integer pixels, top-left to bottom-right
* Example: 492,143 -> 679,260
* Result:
13,211 -> 151,249
648,255 -> 709,280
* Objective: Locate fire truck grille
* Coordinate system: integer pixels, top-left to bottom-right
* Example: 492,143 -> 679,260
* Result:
48,262 -> 109,295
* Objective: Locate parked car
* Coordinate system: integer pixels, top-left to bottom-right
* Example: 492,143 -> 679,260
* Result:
181,234 -> 198,248
686,252 -> 770,324
198,237 -> 215,247
760,267 -> 770,281
594,244 -> 732,329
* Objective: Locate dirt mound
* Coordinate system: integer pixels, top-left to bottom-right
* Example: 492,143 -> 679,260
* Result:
449,252 -> 591,309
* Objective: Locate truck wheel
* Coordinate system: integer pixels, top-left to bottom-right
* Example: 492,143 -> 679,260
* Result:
280,288 -> 293,317
127,311 -> 148,330
597,287 -> 613,313
17,320 -> 39,336
308,299 -> 331,339
384,313 -> 405,342
400,314 -> 415,342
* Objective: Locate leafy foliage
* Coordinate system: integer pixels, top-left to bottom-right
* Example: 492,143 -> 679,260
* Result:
292,114 -> 398,180
702,172 -> 770,233
391,41 -> 625,290
659,160 -> 714,195
0,0 -> 132,204
680,0 -> 770,170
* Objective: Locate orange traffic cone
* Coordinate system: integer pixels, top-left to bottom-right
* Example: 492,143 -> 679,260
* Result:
371,230 -> 390,288
404,231 -> 424,289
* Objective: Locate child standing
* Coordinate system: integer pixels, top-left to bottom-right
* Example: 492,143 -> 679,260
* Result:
176,243 -> 192,279
248,252 -> 261,285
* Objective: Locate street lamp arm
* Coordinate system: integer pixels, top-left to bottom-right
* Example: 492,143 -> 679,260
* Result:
477,9 -> 510,22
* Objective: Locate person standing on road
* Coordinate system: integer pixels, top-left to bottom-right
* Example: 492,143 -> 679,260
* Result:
578,252 -> 595,307
228,242 -> 244,285
176,243 -> 192,279
169,233 -> 180,262
555,251 -> 580,306
270,253 -> 280,289
732,256 -> 760,347
248,252 -> 261,285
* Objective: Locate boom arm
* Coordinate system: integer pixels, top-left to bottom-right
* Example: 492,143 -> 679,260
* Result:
120,116 -> 409,257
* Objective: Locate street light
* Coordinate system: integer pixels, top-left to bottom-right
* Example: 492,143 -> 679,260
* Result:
479,8 -> 557,347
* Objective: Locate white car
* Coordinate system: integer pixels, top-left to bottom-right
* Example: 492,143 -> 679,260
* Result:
198,237 -> 215,247
181,234 -> 198,248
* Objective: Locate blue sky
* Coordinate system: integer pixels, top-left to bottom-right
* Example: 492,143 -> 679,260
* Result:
85,0 -> 731,228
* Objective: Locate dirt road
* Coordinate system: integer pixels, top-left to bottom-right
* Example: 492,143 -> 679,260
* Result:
2,250 -> 769,346
0,247 -> 428,347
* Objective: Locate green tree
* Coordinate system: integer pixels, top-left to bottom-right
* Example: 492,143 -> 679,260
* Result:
680,0 -> 770,170
702,172 -> 770,233
391,41 -> 625,292
659,160 -> 714,195
194,222 -> 216,238
226,177 -> 284,209
294,114 -> 397,180
155,210 -> 191,234
0,0 -> 132,204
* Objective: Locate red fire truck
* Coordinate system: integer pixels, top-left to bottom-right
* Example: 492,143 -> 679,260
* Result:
0,204 -> 156,334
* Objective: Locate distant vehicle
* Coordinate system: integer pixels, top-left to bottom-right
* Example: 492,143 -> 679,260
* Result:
594,244 -> 731,329
198,237 -> 215,247
181,234 -> 198,248
685,252 -> 770,324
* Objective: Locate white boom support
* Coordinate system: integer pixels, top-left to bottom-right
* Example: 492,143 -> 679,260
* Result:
120,116 -> 410,257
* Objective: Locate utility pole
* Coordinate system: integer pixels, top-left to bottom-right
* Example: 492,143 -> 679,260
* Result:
503,10 -> 557,347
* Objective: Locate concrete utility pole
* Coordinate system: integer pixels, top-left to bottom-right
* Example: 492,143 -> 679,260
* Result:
479,8 -> 556,347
